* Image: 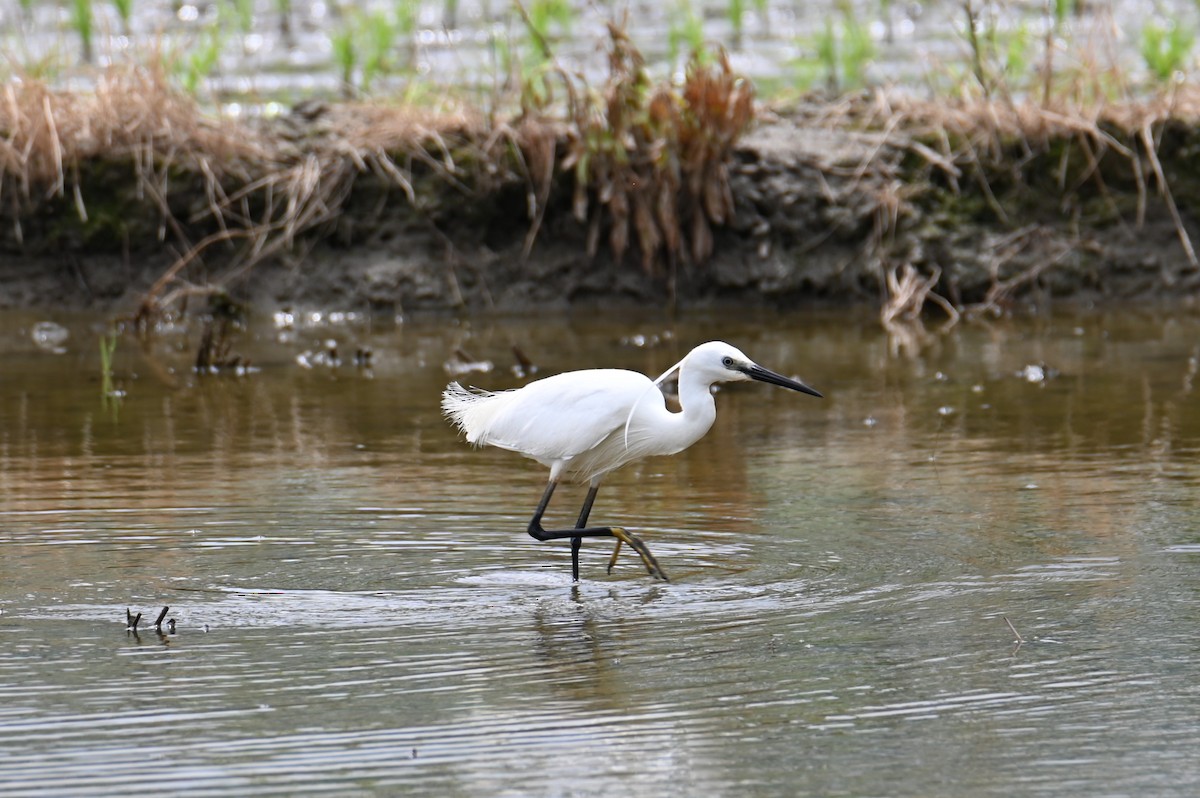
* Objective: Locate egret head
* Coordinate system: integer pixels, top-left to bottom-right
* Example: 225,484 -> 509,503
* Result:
686,341 -> 823,397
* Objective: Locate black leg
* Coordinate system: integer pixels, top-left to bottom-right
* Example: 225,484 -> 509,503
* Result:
526,481 -> 668,581
570,485 -> 599,582
574,485 -> 599,528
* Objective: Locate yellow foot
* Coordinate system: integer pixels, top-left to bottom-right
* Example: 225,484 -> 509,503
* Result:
607,528 -> 669,581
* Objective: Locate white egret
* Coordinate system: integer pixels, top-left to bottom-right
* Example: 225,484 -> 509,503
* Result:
442,340 -> 822,581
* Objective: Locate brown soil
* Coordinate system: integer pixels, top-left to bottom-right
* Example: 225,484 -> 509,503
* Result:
3,90 -> 1200,318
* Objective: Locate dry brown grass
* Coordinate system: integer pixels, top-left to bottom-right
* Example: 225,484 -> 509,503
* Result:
0,66 -> 271,250
0,64 -> 502,320
817,85 -> 1200,322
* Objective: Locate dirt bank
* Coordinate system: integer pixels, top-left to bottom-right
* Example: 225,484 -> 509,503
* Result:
3,77 -> 1200,318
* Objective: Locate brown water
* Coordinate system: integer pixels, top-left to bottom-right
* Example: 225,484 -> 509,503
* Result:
1,307 -> 1199,796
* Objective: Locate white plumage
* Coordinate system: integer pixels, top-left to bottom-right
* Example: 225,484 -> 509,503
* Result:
441,340 -> 822,580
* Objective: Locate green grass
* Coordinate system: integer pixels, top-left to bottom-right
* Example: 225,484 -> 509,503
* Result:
1142,20 -> 1195,82
70,0 -> 95,64
796,3 -> 875,93
669,0 -> 705,69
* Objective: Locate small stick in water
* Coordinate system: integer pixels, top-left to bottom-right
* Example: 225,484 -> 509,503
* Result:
1003,615 -> 1025,643
154,606 -> 170,630
125,609 -> 142,631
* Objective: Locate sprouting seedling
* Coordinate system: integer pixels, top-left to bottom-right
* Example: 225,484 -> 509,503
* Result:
878,0 -> 893,44
178,23 -> 224,95
527,0 -> 573,38
797,3 -> 874,94
395,0 -> 418,36
71,0 -> 95,64
1141,19 -> 1194,83
329,6 -> 402,96
394,0 -> 419,71
1005,21 -> 1031,80
112,0 -> 134,35
814,16 -> 837,90
519,0 -> 573,69
443,0 -> 459,29
330,24 -> 357,96
228,0 -> 254,35
361,9 -> 398,92
728,0 -> 746,50
668,0 -> 704,69
1053,0 -> 1075,29
838,1 -> 874,88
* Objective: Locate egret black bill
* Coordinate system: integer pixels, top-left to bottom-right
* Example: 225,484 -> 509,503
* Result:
745,364 -> 823,398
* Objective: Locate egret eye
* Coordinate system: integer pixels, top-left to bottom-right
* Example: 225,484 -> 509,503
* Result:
722,356 -> 734,368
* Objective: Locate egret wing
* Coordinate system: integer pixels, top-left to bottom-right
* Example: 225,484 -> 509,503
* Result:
445,369 -> 655,463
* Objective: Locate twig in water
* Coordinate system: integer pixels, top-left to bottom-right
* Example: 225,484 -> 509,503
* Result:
154,606 -> 170,630
1003,615 -> 1025,643
125,608 -> 142,631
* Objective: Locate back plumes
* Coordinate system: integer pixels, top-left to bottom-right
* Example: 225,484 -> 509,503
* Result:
442,381 -> 500,446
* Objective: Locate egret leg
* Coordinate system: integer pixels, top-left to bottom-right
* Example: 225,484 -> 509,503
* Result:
570,485 -> 599,582
574,485 -> 634,577
526,481 -> 668,581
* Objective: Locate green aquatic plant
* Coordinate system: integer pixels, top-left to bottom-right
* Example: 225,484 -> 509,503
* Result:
1141,20 -> 1194,82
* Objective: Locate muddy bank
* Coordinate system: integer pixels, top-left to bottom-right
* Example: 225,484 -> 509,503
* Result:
3,88 -> 1200,317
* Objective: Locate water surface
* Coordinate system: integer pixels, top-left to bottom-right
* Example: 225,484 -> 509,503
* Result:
1,308 -> 1199,795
